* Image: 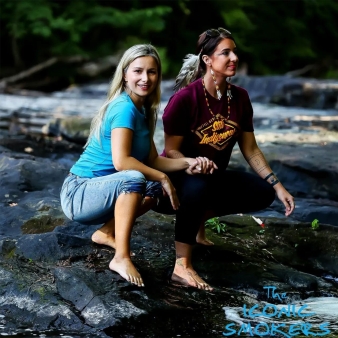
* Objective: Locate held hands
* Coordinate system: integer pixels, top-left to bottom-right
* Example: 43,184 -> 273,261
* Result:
160,175 -> 180,210
275,186 -> 295,217
186,157 -> 218,175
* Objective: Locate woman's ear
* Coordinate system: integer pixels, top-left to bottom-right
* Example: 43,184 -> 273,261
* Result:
201,55 -> 210,66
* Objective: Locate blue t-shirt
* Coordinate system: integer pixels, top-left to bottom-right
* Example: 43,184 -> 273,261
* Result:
70,92 -> 150,178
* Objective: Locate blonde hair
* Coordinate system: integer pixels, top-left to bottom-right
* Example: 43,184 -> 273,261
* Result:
85,44 -> 162,147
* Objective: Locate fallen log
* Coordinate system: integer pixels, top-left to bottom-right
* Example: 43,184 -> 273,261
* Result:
0,55 -> 120,92
0,56 -> 88,91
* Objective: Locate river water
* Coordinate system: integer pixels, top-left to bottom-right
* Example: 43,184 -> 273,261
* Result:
1,80 -> 338,151
0,80 -> 338,338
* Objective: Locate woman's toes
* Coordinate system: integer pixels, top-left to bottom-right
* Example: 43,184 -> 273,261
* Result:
204,283 -> 213,291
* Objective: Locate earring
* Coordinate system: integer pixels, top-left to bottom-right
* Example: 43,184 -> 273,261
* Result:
210,68 -> 222,100
227,77 -> 232,99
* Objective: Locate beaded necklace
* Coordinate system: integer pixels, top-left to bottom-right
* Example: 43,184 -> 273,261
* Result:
202,78 -> 231,119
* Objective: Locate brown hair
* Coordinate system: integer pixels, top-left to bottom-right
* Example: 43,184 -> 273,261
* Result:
197,29 -> 235,74
173,28 -> 234,92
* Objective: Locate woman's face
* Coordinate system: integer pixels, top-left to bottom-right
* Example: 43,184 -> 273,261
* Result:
207,38 -> 238,78
124,56 -> 159,102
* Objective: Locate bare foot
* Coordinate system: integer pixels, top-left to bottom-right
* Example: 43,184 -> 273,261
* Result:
171,259 -> 213,291
196,226 -> 214,246
109,257 -> 144,287
196,212 -> 216,246
196,236 -> 214,246
91,229 -> 117,249
91,229 -> 135,256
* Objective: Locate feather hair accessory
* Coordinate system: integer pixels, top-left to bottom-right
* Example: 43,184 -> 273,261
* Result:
173,53 -> 200,92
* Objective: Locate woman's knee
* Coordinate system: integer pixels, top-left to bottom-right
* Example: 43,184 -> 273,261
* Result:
122,170 -> 146,182
119,170 -> 146,195
180,176 -> 208,200
145,180 -> 162,199
266,185 -> 276,207
255,182 -> 276,210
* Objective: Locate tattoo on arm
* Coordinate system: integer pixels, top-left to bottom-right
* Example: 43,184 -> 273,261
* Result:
247,151 -> 269,173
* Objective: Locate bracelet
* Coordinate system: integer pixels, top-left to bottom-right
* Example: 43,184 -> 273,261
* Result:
264,172 -> 280,186
264,172 -> 275,181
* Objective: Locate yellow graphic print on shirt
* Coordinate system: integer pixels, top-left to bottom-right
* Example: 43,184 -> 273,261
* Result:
194,114 -> 240,151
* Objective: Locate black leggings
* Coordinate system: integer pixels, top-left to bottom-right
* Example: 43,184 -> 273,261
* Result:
153,170 -> 275,245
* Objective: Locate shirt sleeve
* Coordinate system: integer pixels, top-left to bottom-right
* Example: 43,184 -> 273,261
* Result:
162,92 -> 191,136
108,101 -> 137,131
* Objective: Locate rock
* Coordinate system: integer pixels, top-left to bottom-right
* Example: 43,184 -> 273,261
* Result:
0,267 -> 90,333
231,75 -> 338,110
229,143 -> 338,205
1,82 -> 338,335
43,117 -> 92,144
16,232 -> 92,262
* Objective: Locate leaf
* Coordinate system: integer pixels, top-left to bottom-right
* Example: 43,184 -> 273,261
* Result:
311,219 -> 319,230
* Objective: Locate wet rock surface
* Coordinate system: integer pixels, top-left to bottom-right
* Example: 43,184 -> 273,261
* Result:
0,136 -> 338,337
0,79 -> 338,337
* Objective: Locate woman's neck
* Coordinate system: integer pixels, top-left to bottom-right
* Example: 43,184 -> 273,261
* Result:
126,90 -> 145,110
203,73 -> 227,99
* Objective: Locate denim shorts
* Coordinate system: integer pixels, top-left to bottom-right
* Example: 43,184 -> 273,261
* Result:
60,170 -> 162,225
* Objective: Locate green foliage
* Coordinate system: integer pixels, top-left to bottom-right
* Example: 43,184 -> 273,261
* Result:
2,0 -> 54,39
5,248 -> 16,259
35,286 -> 46,298
157,47 -> 169,75
326,69 -> 338,80
311,219 -> 320,230
0,0 -> 172,66
1,0 -> 337,78
205,217 -> 227,234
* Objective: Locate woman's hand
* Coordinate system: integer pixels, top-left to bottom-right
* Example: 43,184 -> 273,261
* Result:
275,186 -> 295,217
186,157 -> 218,175
160,175 -> 180,210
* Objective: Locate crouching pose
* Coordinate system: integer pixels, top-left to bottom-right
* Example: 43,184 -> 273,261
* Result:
60,44 -> 200,287
153,28 -> 295,291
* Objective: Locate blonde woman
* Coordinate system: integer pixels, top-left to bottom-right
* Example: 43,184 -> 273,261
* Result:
60,44 -> 201,287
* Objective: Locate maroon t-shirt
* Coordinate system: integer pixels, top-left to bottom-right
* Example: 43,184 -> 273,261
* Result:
162,78 -> 254,169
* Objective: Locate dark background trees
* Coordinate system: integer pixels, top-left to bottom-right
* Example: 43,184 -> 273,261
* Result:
1,0 -> 337,90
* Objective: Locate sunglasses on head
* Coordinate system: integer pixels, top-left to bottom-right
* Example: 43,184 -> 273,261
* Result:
200,27 -> 232,50
206,27 -> 232,38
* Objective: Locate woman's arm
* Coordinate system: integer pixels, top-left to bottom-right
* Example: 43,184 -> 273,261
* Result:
164,133 -> 218,174
165,134 -> 185,159
147,139 -> 198,172
238,131 -> 295,216
112,128 -> 180,209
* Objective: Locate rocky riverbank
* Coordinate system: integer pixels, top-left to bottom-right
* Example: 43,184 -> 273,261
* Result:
0,78 -> 338,337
